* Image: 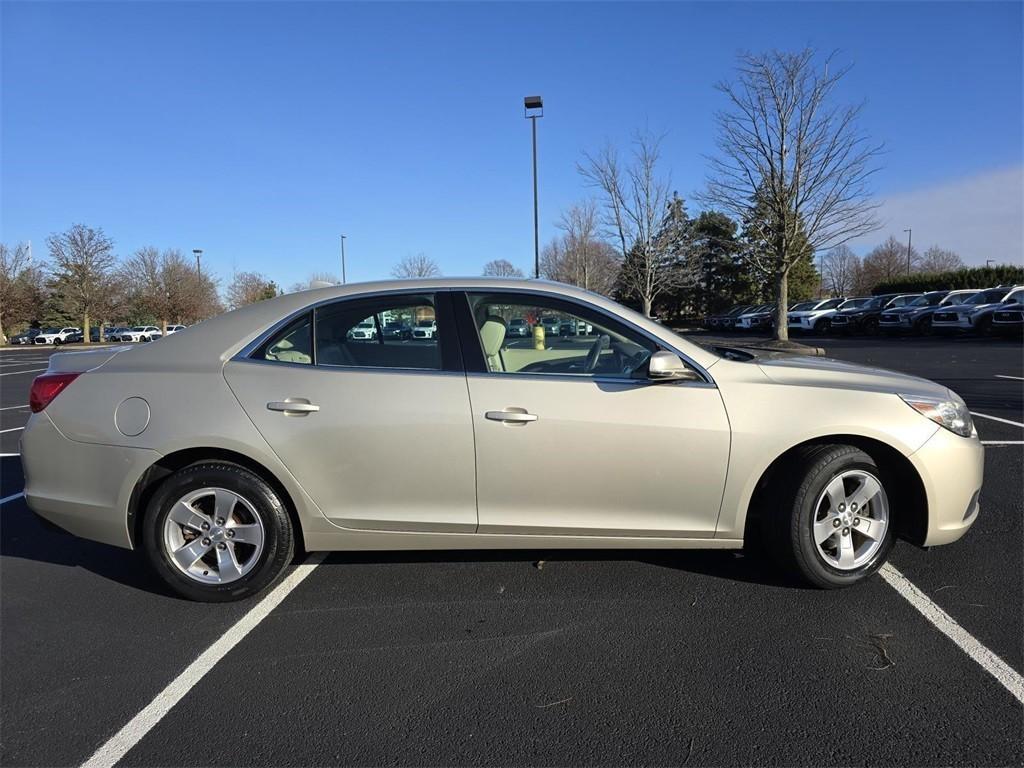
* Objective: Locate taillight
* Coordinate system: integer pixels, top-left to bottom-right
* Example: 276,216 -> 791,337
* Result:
29,372 -> 81,413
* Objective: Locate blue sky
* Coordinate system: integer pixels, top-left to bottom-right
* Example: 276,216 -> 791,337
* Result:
2,1 -> 1022,290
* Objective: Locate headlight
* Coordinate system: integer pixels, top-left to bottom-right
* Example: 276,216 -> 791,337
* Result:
899,394 -> 975,438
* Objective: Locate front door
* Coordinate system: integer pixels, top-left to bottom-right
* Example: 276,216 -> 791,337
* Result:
224,290 -> 478,533
456,290 -> 731,538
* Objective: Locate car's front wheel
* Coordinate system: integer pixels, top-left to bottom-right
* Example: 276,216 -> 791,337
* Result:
764,444 -> 894,588
142,462 -> 295,601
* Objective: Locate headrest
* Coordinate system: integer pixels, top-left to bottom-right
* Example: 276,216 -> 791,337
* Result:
480,315 -> 507,359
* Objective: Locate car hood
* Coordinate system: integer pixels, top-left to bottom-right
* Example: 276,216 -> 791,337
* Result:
756,354 -> 950,399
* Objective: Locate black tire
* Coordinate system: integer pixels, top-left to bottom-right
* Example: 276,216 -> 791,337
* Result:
863,318 -> 879,336
915,317 -> 933,336
762,444 -> 895,589
142,461 -> 295,602
814,318 -> 831,335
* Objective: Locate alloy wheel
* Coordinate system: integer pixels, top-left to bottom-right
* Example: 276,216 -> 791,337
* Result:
162,487 -> 265,584
812,470 -> 889,570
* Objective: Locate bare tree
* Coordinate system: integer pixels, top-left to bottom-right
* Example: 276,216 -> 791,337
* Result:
861,236 -> 918,288
481,259 -> 523,278
46,224 -> 117,344
701,49 -> 883,339
392,253 -> 441,279
918,246 -> 964,274
120,247 -> 214,332
822,244 -> 861,296
579,131 -> 674,315
226,271 -> 279,310
552,201 -> 621,294
0,242 -> 39,342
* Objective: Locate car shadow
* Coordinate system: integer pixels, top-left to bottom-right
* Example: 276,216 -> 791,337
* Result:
319,546 -> 807,589
1,458 -> 173,596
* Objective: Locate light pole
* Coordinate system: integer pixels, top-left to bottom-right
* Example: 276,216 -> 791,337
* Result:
193,249 -> 203,279
340,235 -> 347,284
524,95 -> 543,279
986,259 -> 996,268
903,229 -> 912,275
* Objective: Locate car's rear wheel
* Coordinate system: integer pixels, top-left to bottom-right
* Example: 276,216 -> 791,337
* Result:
763,444 -> 894,588
863,318 -> 879,336
142,462 -> 295,602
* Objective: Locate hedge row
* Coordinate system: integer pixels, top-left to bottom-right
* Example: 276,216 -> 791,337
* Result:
873,265 -> 1024,294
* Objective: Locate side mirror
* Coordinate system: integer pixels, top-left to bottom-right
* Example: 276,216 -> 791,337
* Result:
646,350 -> 701,383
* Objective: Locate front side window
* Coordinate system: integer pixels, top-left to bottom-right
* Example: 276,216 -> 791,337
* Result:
464,292 -> 658,379
316,294 -> 440,370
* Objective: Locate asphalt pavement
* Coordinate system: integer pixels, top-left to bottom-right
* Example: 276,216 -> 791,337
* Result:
0,335 -> 1021,767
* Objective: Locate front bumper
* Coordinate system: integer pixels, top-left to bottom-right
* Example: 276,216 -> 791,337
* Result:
22,412 -> 159,549
909,426 -> 984,546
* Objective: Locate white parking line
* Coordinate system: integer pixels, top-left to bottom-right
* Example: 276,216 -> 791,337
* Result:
0,453 -> 21,457
0,405 -> 29,411
880,563 -> 1024,704
0,368 -> 46,377
994,375 -> 1023,381
81,552 -> 326,768
971,412 -> 1024,429
0,492 -> 25,505
0,427 -> 25,435
981,441 -> 1024,446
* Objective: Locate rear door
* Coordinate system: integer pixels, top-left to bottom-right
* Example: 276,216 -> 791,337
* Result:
224,290 -> 478,533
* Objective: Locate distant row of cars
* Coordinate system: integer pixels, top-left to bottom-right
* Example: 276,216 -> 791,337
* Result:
346,319 -> 439,341
8,324 -> 187,346
705,285 -> 1023,336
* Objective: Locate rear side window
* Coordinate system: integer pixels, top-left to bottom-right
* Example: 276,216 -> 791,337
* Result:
254,312 -> 313,365
315,294 -> 441,370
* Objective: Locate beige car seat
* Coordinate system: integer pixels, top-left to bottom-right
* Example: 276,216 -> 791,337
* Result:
479,315 -> 507,372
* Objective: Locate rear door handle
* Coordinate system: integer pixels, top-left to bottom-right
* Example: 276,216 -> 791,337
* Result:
485,408 -> 538,424
267,399 -> 320,416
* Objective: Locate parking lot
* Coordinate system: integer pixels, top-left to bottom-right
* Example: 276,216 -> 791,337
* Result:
1,335 -> 1021,767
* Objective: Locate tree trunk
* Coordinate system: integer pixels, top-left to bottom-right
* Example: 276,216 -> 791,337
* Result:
642,295 -> 653,318
161,319 -> 168,336
0,314 -> 5,345
99,321 -> 105,344
774,270 -> 789,342
83,313 -> 91,346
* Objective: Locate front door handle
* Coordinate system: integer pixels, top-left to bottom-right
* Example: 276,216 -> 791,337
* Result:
267,399 -> 320,416
485,408 -> 538,424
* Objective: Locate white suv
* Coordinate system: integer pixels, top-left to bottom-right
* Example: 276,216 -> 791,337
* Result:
34,327 -> 80,345
118,326 -> 162,343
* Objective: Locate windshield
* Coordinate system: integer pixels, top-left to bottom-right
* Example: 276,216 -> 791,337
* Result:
1003,290 -> 1023,305
908,294 -> 944,307
40,327 -> 59,334
817,298 -> 844,310
941,292 -> 976,305
132,326 -> 147,331
838,298 -> 868,310
965,289 -> 1006,305
789,302 -> 816,312
510,319 -> 525,325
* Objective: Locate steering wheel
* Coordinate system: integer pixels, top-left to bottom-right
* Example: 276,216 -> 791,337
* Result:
584,334 -> 610,373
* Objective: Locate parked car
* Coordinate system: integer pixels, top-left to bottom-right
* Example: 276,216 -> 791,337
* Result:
720,305 -> 755,331
34,327 -> 80,345
992,287 -> 1023,335
22,278 -> 982,602
66,328 -> 102,344
104,327 -> 130,342
559,319 -> 594,336
931,287 -> 1022,334
117,326 -> 162,343
734,304 -> 774,331
705,304 -> 751,330
10,328 -> 41,345
346,320 -> 377,341
539,317 -> 561,336
381,321 -> 412,341
878,290 -> 978,335
506,318 -> 531,338
410,319 -> 437,339
165,324 -> 187,335
786,298 -> 845,334
830,294 -> 918,336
